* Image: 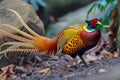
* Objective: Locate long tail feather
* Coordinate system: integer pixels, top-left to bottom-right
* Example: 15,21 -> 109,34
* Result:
7,9 -> 41,38
0,42 -> 35,50
0,29 -> 33,43
2,24 -> 35,39
0,48 -> 38,54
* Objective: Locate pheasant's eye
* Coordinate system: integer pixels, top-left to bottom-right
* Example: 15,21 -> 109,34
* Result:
93,19 -> 98,23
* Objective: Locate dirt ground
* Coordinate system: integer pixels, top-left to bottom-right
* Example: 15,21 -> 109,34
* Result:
2,53 -> 119,80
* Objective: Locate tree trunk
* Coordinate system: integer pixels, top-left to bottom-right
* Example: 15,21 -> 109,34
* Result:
117,0 -> 120,51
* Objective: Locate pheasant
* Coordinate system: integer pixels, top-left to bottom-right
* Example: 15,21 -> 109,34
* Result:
0,9 -> 103,67
58,19 -> 102,66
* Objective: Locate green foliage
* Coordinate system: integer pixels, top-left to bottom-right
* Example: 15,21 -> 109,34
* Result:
106,0 -> 114,3
87,4 -> 97,18
87,0 -> 118,29
24,0 -> 46,10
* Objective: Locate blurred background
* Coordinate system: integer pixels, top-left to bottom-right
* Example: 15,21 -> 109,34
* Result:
24,0 -> 118,39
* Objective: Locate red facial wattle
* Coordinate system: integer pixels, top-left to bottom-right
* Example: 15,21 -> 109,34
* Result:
90,19 -> 99,28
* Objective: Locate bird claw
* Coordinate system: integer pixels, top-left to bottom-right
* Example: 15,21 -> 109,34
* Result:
71,62 -> 88,70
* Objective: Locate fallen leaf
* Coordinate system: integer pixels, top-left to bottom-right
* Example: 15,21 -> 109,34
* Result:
35,67 -> 51,74
86,54 -> 98,64
101,49 -> 113,58
113,51 -> 119,58
26,65 -> 32,70
0,64 -> 16,80
15,66 -> 30,74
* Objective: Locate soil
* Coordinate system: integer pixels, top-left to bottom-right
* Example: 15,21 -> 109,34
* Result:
6,54 -> 120,80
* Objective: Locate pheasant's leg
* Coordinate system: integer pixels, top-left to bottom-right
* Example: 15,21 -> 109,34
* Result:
2,24 -> 35,39
79,55 -> 88,67
73,57 -> 79,65
71,57 -> 83,69
7,9 -> 41,38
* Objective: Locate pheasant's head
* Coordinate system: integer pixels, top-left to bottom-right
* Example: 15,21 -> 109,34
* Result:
86,18 -> 102,28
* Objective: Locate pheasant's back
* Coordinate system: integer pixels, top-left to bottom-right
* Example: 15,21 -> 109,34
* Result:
62,29 -> 101,57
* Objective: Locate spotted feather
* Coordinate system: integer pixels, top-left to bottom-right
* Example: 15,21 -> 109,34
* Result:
63,31 -> 86,57
62,28 -> 101,58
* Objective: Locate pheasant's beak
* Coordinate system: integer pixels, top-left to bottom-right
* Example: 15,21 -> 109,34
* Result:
97,21 -> 102,25
96,21 -> 103,31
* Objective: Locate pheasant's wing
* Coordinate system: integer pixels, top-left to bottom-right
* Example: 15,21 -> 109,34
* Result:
59,24 -> 88,43
56,27 -> 78,56
56,24 -> 87,55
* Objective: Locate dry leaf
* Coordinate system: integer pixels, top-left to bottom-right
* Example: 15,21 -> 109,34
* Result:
36,67 -> 51,74
0,64 -> 16,80
86,54 -> 98,64
113,51 -> 119,58
26,65 -> 32,70
101,49 -> 113,58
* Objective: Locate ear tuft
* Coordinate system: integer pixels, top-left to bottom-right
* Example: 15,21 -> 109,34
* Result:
85,20 -> 89,23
